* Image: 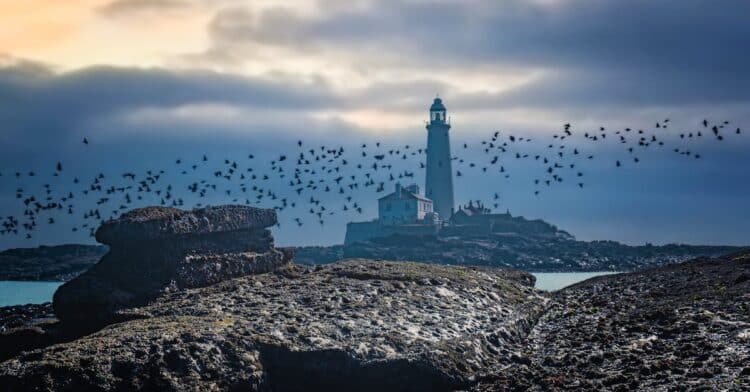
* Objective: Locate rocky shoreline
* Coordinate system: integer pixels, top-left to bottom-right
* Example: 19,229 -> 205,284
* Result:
296,234 -> 738,272
0,231 -> 737,285
0,244 -> 107,281
0,205 -> 747,391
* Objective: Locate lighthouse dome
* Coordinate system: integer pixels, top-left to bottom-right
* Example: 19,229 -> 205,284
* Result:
430,97 -> 446,111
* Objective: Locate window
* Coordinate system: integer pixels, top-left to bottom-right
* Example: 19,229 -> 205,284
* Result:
386,202 -> 391,211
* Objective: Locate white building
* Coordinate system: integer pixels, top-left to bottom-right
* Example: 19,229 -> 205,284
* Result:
377,183 -> 435,225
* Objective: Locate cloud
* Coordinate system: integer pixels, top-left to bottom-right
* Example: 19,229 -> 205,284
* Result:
198,0 -> 750,109
98,0 -> 190,17
2,0 -> 750,249
0,59 -> 341,146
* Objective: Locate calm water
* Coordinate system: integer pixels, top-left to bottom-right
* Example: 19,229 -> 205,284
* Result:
532,272 -> 620,291
0,281 -> 64,307
0,272 -> 615,306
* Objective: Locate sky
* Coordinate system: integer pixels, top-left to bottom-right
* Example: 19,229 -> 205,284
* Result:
0,0 -> 749,249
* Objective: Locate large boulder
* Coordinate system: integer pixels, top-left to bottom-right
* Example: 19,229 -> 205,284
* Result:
1,260 -> 546,391
52,205 -> 292,325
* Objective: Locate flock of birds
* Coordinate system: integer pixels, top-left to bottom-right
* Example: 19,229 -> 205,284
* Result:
0,118 -> 743,240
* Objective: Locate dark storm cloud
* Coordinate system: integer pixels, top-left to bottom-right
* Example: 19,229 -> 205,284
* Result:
205,0 -> 750,107
0,61 -> 339,144
454,67 -> 750,111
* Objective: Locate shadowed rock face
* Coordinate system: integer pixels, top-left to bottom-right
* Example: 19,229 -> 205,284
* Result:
0,260 -> 546,391
52,205 -> 292,325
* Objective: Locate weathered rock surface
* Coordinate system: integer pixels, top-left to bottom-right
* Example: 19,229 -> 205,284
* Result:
0,245 -> 107,281
0,260 -> 546,391
0,303 -> 55,334
474,249 -> 750,391
52,205 -> 292,325
0,303 -> 82,364
95,205 -> 278,245
300,233 -> 738,272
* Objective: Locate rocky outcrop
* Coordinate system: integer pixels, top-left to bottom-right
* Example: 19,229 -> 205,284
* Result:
0,244 -> 107,281
1,201 -> 746,391
1,249 -> 748,391
0,260 -> 545,391
474,249 -> 750,391
303,233 -> 739,272
52,205 -> 292,325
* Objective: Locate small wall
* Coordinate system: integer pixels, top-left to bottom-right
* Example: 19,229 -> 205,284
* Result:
382,224 -> 440,238
345,221 -> 439,245
344,221 -> 382,245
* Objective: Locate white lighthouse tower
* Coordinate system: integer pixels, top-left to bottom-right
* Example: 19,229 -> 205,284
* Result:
425,97 -> 454,221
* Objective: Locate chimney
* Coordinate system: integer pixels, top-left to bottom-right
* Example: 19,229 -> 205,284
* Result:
395,183 -> 402,197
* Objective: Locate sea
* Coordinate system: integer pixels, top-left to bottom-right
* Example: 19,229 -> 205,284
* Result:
0,271 -> 619,307
531,271 -> 620,291
0,281 -> 64,307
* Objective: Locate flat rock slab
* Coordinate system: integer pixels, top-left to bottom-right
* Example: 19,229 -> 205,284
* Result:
1,260 -> 546,391
96,205 -> 278,245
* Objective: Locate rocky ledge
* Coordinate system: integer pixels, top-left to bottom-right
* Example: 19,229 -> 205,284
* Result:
0,260 -> 544,391
0,205 -> 294,363
53,205 -> 293,324
475,250 -> 750,391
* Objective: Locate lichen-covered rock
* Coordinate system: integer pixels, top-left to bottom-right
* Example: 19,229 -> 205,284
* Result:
52,205 -> 291,325
1,259 -> 546,391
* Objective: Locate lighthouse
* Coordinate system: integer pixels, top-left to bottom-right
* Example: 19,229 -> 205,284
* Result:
424,97 -> 454,221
